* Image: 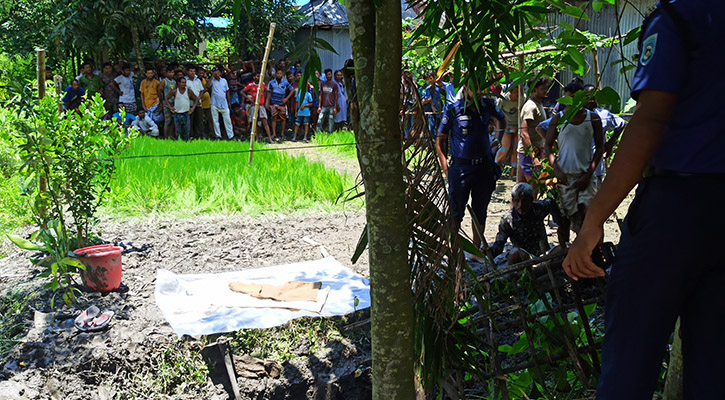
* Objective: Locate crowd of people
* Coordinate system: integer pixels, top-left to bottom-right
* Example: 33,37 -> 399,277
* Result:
424,72 -> 626,266
58,58 -> 351,143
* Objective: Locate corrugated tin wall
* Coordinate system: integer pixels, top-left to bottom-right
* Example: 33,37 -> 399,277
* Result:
548,0 -> 656,105
274,28 -> 352,73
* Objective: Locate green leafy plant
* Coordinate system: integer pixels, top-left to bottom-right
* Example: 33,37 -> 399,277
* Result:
8,91 -> 133,304
8,220 -> 85,307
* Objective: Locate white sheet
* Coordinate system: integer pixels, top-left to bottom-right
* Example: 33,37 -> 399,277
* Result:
154,257 -> 370,337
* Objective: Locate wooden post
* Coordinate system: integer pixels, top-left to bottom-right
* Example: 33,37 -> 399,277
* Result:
592,48 -> 602,90
37,49 -> 46,99
37,49 -> 48,227
248,23 -> 276,165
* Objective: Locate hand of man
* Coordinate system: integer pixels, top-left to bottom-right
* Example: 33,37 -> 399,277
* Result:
532,157 -> 541,167
573,173 -> 592,191
553,163 -> 568,185
562,224 -> 606,280
317,107 -> 321,114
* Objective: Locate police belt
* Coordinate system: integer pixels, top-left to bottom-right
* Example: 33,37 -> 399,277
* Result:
647,166 -> 725,178
450,156 -> 488,166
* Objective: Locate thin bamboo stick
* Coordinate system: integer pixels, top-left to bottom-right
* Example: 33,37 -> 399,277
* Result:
248,23 -> 276,165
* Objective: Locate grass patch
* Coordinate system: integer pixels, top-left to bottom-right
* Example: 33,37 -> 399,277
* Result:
230,313 -> 370,362
105,136 -> 356,217
311,130 -> 359,160
0,290 -> 33,362
0,130 -> 32,253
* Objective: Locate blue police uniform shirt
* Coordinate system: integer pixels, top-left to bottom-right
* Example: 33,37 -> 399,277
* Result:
631,0 -> 725,173
268,79 -> 290,105
438,96 -> 506,159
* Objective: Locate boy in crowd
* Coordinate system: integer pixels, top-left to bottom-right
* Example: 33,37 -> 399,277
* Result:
158,66 -> 177,139
205,67 -> 234,140
112,105 -> 136,132
266,67 -> 292,141
63,79 -> 85,111
243,72 -> 273,142
488,183 -> 565,264
114,63 -> 137,114
100,62 -> 121,115
198,67 -> 213,140
132,108 -> 159,137
185,65 -> 206,140
422,70 -> 444,138
517,78 -> 550,188
231,103 -> 247,138
544,83 -> 603,242
139,67 -> 162,123
317,69 -> 339,133
292,85 -> 313,142
496,84 -> 523,178
79,62 -> 103,99
334,70 -> 347,131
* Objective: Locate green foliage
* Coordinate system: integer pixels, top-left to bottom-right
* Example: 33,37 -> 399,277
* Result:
310,130 -> 358,160
231,0 -> 303,60
0,53 -> 36,102
205,37 -> 236,65
8,92 -> 132,303
0,289 -> 34,362
128,341 -> 209,396
0,109 -> 32,246
106,136 -> 356,217
230,316 -> 357,362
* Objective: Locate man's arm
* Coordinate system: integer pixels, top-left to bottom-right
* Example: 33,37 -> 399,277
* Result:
544,113 -> 566,184
563,90 -> 676,280
165,89 -> 177,112
573,113 -> 604,190
488,217 -> 511,257
140,82 -> 147,110
435,109 -> 453,178
333,84 -> 339,114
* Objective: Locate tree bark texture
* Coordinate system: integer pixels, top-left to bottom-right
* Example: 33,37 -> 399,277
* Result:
346,1 -> 416,399
131,24 -> 144,71
663,318 -> 683,400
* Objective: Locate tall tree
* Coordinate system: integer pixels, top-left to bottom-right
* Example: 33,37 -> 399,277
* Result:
344,0 -> 416,398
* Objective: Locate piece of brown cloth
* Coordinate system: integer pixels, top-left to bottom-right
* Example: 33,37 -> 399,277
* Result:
229,281 -> 322,303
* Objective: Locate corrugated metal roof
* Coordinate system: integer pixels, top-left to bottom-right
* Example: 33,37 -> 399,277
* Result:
299,0 -> 420,27
299,0 -> 349,27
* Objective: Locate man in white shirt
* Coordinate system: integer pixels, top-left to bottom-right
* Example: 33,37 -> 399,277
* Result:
131,109 -> 159,137
114,63 -> 137,114
204,67 -> 234,140
185,65 -> 206,140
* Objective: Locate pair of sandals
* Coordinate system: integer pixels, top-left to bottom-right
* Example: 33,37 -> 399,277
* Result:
73,305 -> 115,332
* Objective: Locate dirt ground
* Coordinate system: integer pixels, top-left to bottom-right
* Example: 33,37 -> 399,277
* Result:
0,144 -> 634,399
0,212 -> 370,400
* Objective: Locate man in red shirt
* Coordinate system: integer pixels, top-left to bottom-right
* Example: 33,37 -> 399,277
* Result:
243,72 -> 273,142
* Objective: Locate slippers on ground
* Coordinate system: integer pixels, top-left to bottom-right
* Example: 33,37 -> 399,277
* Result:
74,306 -> 114,332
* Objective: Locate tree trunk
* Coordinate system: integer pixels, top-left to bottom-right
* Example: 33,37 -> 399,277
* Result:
663,318 -> 683,400
345,1 -> 416,399
131,24 -> 144,71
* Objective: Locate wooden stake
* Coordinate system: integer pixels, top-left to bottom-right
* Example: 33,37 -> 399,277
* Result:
248,22 -> 276,165
37,49 -> 48,227
592,48 -> 602,90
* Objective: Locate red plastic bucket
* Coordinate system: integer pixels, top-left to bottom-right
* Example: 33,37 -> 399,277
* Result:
74,244 -> 123,293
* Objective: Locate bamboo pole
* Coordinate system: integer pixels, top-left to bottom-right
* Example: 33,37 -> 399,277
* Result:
592,47 -> 602,90
248,23 -> 276,165
37,49 -> 48,227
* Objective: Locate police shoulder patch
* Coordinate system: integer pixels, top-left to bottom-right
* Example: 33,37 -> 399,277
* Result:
640,33 -> 658,66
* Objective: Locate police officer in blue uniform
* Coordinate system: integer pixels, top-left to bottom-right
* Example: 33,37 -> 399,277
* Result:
563,1 -> 725,398
436,85 -> 506,251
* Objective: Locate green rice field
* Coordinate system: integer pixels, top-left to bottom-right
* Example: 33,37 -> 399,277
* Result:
311,130 -> 358,160
105,136 -> 357,216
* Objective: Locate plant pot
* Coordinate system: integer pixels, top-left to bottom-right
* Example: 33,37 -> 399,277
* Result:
74,244 -> 123,293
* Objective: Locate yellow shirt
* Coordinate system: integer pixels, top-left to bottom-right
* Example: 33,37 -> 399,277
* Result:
140,79 -> 161,108
201,78 -> 211,109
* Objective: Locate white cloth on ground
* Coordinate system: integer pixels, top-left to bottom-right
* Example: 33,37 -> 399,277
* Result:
154,256 -> 371,337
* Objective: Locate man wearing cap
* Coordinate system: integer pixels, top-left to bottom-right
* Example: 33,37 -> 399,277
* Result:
436,85 -> 506,254
205,66 -> 234,140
